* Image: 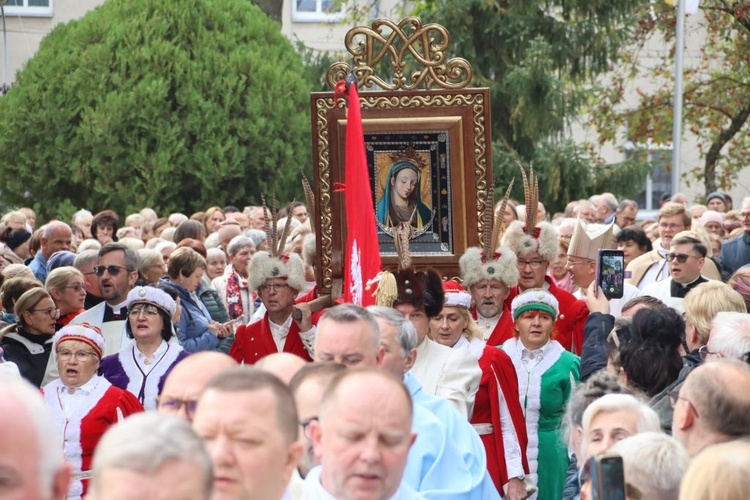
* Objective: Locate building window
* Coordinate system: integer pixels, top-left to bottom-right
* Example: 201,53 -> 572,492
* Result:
2,0 -> 53,18
292,0 -> 343,22
624,143 -> 673,212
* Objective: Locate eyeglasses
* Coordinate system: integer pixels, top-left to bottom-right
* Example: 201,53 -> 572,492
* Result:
259,283 -> 290,293
659,223 -> 683,231
29,307 -> 60,318
93,265 -> 130,277
57,349 -> 97,362
300,416 -> 318,440
157,397 -> 198,419
665,253 -> 696,263
741,212 -> 750,219
61,284 -> 85,292
698,345 -> 720,360
517,260 -> 545,269
128,305 -> 160,318
667,387 -> 699,417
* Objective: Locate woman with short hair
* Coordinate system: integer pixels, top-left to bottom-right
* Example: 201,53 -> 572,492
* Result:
136,248 -> 166,286
91,210 -> 120,245
0,288 -> 58,386
99,286 -> 189,410
162,247 -> 231,352
502,288 -> 580,500
42,323 -> 143,499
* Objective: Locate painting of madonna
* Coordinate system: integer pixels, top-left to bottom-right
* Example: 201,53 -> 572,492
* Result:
375,160 -> 433,230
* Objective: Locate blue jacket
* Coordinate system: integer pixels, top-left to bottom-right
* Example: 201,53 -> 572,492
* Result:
28,252 -> 48,283
720,232 -> 750,276
404,372 -> 501,499
162,280 -> 219,353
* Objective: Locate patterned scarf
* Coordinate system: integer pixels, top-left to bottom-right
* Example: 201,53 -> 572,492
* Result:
225,266 -> 248,320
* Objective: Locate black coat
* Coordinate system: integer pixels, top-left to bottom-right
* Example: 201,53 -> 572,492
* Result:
1,326 -> 54,387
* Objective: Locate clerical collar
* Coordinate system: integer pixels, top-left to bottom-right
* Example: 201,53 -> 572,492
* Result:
107,300 -> 129,315
674,275 -> 703,288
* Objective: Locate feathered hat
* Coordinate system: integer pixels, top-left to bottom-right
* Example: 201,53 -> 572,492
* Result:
501,165 -> 557,262
460,180 -> 520,288
374,222 -> 445,318
248,194 -> 306,293
567,219 -> 616,261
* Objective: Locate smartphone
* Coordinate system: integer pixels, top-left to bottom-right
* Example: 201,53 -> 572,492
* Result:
589,454 -> 626,500
596,249 -> 625,300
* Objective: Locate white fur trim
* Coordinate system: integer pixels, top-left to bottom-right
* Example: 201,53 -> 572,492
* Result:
54,324 -> 105,357
118,342 -> 183,411
248,251 -> 306,292
502,220 -> 558,263
127,286 -> 176,318
43,376 -> 111,499
444,291 -> 472,308
503,338 -> 564,494
510,288 -> 560,320
459,246 -> 520,288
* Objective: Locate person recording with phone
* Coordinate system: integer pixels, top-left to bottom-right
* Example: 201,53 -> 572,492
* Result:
566,220 -> 640,319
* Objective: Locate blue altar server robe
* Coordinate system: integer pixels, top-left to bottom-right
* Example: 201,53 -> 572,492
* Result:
404,372 -> 501,499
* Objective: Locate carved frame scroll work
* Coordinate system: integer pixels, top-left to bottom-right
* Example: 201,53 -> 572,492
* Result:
311,88 -> 493,295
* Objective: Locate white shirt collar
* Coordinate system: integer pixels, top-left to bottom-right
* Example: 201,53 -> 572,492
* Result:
135,340 -> 168,363
517,340 -> 551,361
269,315 -> 293,343
58,373 -> 101,396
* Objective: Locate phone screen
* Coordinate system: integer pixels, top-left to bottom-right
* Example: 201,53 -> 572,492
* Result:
597,250 -> 625,300
596,456 -> 626,500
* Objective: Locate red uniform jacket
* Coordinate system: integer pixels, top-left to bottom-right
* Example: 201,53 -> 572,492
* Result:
471,345 -> 529,489
229,311 -> 323,364
505,276 -> 589,354
472,307 -> 515,347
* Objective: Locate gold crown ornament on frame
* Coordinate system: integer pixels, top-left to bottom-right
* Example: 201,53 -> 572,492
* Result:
326,17 -> 473,91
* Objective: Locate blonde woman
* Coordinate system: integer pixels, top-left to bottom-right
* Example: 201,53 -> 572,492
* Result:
0,288 -> 58,386
45,266 -> 87,329
430,280 -> 529,496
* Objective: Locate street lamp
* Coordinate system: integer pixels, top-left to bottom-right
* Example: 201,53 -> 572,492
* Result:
0,0 -> 8,96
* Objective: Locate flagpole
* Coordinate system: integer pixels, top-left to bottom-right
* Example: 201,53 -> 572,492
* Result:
671,0 -> 686,196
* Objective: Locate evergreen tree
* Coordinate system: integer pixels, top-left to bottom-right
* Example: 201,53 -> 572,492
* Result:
0,0 -> 313,220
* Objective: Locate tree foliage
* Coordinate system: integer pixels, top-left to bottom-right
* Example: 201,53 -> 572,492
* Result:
589,1 -> 750,197
0,0 -> 314,220
415,0 -> 648,212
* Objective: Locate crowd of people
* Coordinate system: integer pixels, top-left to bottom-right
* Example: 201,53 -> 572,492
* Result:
1,185 -> 750,500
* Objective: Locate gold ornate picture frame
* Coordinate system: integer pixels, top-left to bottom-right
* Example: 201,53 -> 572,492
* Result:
309,18 -> 493,296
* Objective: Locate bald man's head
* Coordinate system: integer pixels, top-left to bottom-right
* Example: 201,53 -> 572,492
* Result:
158,352 -> 236,421
673,359 -> 750,455
256,353 -> 307,385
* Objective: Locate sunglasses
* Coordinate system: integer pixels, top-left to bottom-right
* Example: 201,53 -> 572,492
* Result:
665,253 -> 695,263
93,265 -> 130,277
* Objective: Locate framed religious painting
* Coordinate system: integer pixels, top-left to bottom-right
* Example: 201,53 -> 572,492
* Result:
308,18 -> 493,296
311,87 -> 493,295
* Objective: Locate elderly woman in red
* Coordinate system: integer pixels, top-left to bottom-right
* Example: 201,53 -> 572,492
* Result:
42,323 -> 143,500
430,280 -> 529,498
